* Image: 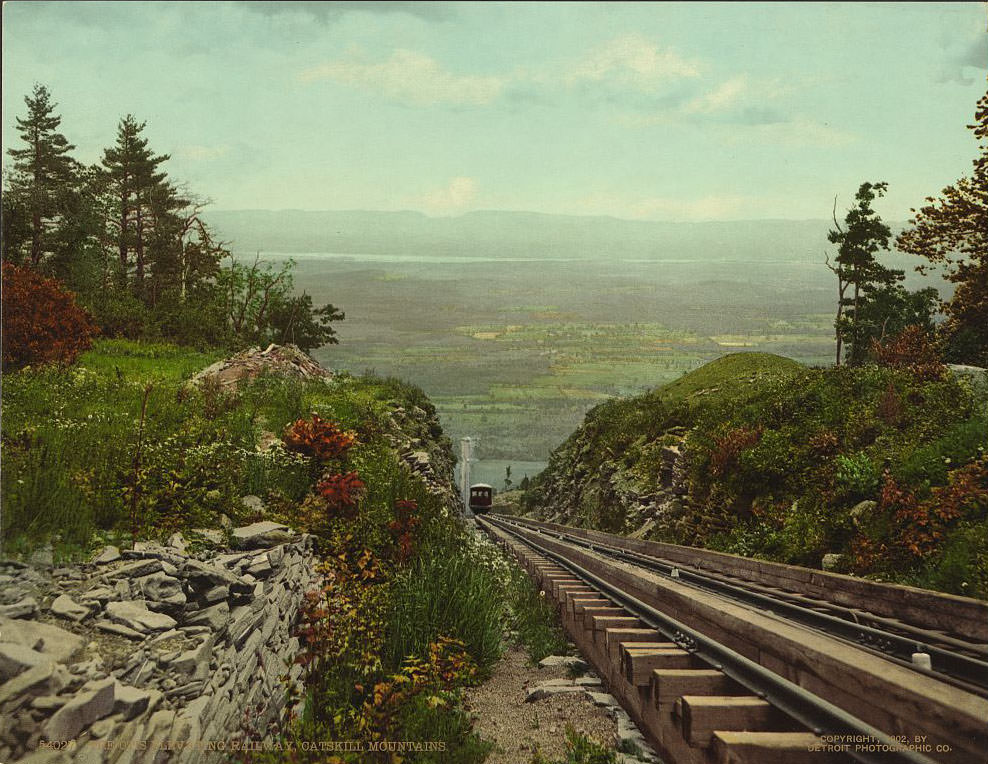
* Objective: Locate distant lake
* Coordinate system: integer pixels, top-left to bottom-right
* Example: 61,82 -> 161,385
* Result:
233,250 -> 821,266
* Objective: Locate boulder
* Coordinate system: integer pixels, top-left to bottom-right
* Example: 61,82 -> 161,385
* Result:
43,677 -> 114,741
113,682 -> 157,721
0,662 -> 70,708
0,597 -> 39,619
189,344 -> 332,390
104,601 -> 177,633
821,553 -> 845,572
95,619 -> 145,640
231,521 -> 293,550
106,559 -> 163,579
183,601 -> 230,631
50,594 -> 91,622
0,643 -> 50,681
92,546 -> 121,565
0,618 -> 83,663
135,573 -> 186,608
849,500 -> 877,525
167,532 -> 188,553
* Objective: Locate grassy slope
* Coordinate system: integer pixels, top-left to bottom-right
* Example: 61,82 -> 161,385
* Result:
525,352 -> 988,597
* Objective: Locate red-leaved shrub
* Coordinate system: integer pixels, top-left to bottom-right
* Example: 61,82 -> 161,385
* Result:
871,325 -> 946,381
282,415 -> 357,462
1,261 -> 98,370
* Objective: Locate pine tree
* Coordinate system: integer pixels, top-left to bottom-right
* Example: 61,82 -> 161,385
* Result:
827,182 -> 903,365
5,84 -> 79,268
100,115 -> 170,295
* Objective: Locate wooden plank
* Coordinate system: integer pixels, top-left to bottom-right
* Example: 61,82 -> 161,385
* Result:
676,695 -> 779,747
581,607 -> 627,627
590,615 -> 642,633
622,648 -> 694,685
710,731 -> 843,764
570,598 -> 611,616
651,669 -> 736,707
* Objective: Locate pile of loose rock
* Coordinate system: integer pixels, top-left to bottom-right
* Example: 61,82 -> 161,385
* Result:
189,344 -> 333,390
0,521 -> 318,763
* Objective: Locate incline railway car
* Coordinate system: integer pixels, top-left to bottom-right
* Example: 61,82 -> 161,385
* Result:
469,484 -> 493,514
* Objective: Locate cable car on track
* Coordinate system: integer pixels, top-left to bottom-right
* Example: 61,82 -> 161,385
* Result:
469,484 -> 493,514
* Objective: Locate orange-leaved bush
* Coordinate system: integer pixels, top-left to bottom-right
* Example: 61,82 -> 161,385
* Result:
1,261 -> 98,370
282,414 -> 357,462
871,325 -> 946,382
317,471 -> 366,518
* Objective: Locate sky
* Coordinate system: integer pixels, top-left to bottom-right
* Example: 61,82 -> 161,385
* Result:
2,1 -> 986,222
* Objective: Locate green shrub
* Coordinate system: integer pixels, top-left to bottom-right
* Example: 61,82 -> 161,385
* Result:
835,452 -> 881,500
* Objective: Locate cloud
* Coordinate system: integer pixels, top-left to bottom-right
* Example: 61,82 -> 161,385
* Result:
237,1 -> 453,23
567,34 -> 701,89
299,49 -> 504,105
936,36 -> 988,85
412,177 -> 478,215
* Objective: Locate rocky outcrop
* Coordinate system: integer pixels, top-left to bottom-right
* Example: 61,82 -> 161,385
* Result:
0,525 -> 318,763
190,344 -> 332,390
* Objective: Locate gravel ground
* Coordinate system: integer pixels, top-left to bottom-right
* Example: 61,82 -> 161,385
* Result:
464,647 -> 618,763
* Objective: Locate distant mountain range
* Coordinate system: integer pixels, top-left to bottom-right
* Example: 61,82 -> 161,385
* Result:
204,209 -> 907,262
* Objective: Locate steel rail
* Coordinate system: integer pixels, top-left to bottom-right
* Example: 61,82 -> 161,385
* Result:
492,514 -> 988,695
482,514 -> 940,764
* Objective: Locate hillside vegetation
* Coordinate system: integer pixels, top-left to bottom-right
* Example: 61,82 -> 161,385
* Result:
523,353 -> 988,598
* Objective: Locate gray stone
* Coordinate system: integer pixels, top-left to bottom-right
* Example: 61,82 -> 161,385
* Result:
135,573 -> 186,608
94,619 -> 145,640
241,495 -> 265,514
231,521 -> 292,550
0,642 -> 50,681
246,555 -> 272,578
537,655 -> 588,671
93,546 -> 121,565
113,682 -> 155,720
31,695 -> 68,710
0,596 -> 39,619
0,617 -> 83,663
183,601 -> 229,631
575,676 -> 602,686
850,500 -> 877,525
182,559 -> 239,590
43,677 -> 114,740
821,553 -> 845,571
0,662 -> 69,708
170,635 -> 213,681
524,681 -> 585,702
167,532 -> 188,553
113,579 -> 131,598
105,600 -> 177,633
586,691 -> 618,707
106,559 -> 163,579
50,594 -> 91,622
90,717 -> 116,738
79,587 -> 115,604
203,585 -> 229,604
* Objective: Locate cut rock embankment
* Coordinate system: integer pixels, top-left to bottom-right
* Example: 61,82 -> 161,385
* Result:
0,524 -> 318,763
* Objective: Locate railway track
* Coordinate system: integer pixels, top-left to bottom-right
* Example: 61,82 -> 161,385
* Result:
477,514 -> 988,764
494,515 -> 988,696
